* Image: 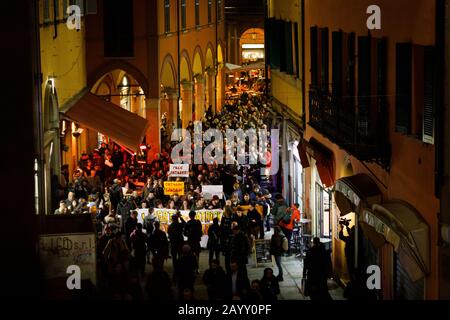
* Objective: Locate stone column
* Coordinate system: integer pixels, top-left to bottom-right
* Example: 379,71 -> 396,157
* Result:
206,69 -> 215,114
216,67 -> 225,112
181,80 -> 193,129
194,75 -> 206,121
163,87 -> 179,133
145,98 -> 161,163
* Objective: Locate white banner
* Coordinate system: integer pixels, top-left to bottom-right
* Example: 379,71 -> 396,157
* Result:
202,185 -> 224,199
168,164 -> 189,177
136,208 -> 150,225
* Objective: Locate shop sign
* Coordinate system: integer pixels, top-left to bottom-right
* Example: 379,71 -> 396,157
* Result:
39,232 -> 96,285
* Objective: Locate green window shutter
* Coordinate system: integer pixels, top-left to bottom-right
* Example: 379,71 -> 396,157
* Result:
423,46 -> 435,144
320,28 -> 329,92
294,22 -> 300,78
280,20 -> 287,72
310,26 -> 318,88
332,31 -> 343,97
358,36 -> 371,137
395,43 -> 412,134
285,21 -> 294,75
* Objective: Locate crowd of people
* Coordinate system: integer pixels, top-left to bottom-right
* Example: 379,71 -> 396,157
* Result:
52,87 -> 333,301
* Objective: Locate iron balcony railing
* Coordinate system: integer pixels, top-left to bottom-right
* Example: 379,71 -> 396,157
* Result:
308,88 -> 391,168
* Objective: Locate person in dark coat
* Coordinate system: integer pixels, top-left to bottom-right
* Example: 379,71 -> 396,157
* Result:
202,259 -> 227,301
260,267 -> 280,301
230,224 -> 250,277
125,210 -> 138,249
247,202 -> 262,239
109,179 -> 123,211
130,223 -> 147,276
146,256 -> 174,300
184,210 -> 203,272
226,260 -> 250,300
167,213 -> 186,268
174,244 -> 198,299
303,237 -> 332,300
207,217 -> 221,264
149,221 -> 170,262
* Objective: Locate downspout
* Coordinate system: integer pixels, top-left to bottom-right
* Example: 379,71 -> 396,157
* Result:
264,0 -> 269,97
214,0 -> 218,113
33,0 -> 46,220
301,0 -> 305,131
177,0 -> 181,128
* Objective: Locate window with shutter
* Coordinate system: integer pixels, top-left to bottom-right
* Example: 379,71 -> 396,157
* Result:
86,0 -> 97,14
395,43 -> 412,134
270,19 -> 281,69
294,22 -> 300,79
358,36 -> 371,137
280,21 -> 287,72
423,46 -> 435,144
310,26 -> 318,89
332,31 -> 343,97
285,21 -> 294,75
320,28 -> 329,92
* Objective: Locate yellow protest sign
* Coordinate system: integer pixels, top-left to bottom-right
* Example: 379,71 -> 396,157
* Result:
164,181 -> 185,196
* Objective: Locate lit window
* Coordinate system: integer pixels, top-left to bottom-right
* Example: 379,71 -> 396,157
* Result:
164,0 -> 170,33
195,0 -> 200,26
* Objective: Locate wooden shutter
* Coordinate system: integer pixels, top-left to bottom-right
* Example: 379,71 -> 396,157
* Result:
395,43 -> 412,134
320,28 -> 329,92
280,21 -> 287,72
294,22 -> 300,78
423,46 -> 435,144
332,31 -> 343,97
285,21 -> 294,75
358,36 -> 371,137
310,26 -> 318,88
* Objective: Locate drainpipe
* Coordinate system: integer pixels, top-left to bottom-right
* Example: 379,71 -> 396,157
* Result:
177,0 -> 181,128
52,0 -> 58,39
214,0 -> 219,113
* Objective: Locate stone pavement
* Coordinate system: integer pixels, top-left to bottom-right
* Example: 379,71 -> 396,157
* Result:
144,233 -> 346,300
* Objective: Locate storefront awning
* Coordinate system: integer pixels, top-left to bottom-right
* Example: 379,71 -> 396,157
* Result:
362,202 -> 430,281
224,63 -> 242,73
305,138 -> 334,187
334,173 -> 382,216
63,92 -> 149,152
298,140 -> 310,168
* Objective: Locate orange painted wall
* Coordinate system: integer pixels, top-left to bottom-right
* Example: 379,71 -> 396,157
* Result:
304,0 -> 439,299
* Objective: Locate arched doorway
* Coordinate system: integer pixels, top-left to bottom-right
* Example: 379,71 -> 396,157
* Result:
216,43 -> 224,111
43,80 -> 61,214
193,49 -> 205,121
160,55 -> 177,143
239,28 -> 265,64
81,69 -> 149,164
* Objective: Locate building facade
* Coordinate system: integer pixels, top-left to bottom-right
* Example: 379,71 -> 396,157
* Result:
266,0 -> 305,206
302,0 -> 441,299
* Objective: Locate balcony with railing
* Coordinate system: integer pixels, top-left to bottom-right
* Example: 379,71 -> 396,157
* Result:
308,87 -> 391,169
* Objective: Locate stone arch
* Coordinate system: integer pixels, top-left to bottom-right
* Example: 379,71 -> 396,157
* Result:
180,50 -> 192,82
192,46 -> 204,77
87,59 -> 150,98
217,43 -> 224,65
205,43 -> 214,69
43,80 -> 60,131
160,54 -> 177,88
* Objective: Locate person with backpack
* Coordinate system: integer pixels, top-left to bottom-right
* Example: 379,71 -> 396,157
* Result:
278,203 -> 301,256
184,210 -> 203,273
271,194 -> 288,226
270,226 -> 288,281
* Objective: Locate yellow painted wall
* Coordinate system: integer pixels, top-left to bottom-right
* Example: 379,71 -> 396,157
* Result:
39,1 -> 87,108
267,0 -> 303,123
39,0 -> 87,176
